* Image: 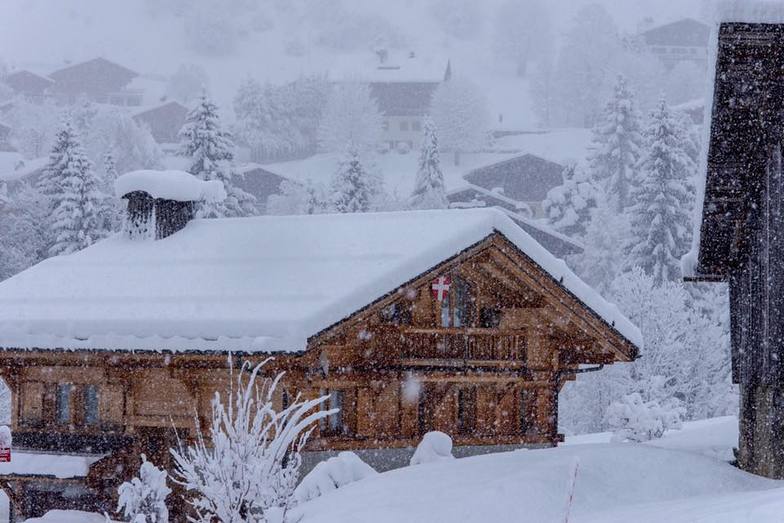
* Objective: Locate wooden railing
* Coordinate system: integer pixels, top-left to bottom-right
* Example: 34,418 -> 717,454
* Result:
396,328 -> 528,361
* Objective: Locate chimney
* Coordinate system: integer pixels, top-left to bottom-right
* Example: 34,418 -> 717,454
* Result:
115,170 -> 226,240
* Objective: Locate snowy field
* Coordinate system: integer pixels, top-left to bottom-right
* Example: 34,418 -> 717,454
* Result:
291,416 -> 784,523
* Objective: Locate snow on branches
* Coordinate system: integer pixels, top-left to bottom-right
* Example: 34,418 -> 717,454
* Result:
117,455 -> 171,523
605,392 -> 685,443
178,94 -> 256,218
627,97 -> 694,285
543,162 -> 598,237
409,117 -> 448,210
588,74 -> 643,213
170,359 -> 334,523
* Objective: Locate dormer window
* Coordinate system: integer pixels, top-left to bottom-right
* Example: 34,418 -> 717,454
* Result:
440,276 -> 474,328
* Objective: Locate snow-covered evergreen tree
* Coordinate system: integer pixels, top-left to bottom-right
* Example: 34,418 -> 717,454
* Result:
178,94 -> 256,218
627,97 -> 694,284
605,392 -> 685,442
38,119 -> 108,257
588,75 -> 643,213
117,455 -> 171,523
542,162 -> 598,237
409,118 -> 448,210
317,82 -> 383,154
571,193 -> 630,294
331,145 -> 374,213
429,77 -> 491,165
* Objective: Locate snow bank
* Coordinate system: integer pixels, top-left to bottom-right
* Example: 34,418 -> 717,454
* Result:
115,170 -> 226,202
0,451 -> 101,479
410,431 -> 455,466
24,510 -> 118,522
292,433 -> 779,523
295,452 -> 377,503
0,208 -> 641,353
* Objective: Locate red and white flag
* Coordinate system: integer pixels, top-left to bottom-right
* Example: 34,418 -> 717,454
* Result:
431,275 -> 451,302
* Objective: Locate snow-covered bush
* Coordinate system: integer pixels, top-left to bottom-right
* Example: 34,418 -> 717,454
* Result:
170,360 -> 334,522
410,431 -> 455,466
605,392 -> 685,443
542,162 -> 598,237
294,451 -> 377,503
117,455 -> 170,523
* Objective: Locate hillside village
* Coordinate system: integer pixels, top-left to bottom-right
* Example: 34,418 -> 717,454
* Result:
3,1 -> 784,521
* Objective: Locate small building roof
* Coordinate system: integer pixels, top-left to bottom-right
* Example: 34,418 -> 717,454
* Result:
641,18 -> 711,47
3,70 -> 54,94
463,153 -> 564,203
0,208 -> 640,353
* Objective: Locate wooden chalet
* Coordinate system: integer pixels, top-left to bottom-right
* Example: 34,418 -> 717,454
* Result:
0,172 -> 640,520
687,19 -> 784,479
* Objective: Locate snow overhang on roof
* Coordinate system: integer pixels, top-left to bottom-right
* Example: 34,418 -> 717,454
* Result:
0,208 -> 641,353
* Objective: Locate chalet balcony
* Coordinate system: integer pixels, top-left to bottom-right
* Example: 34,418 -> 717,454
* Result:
394,328 -> 528,362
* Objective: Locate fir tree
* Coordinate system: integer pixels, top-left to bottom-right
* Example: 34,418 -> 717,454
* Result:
542,162 -> 598,237
178,94 -> 255,218
40,119 -> 107,256
588,75 -> 643,213
410,118 -> 448,210
627,97 -> 694,284
331,145 -> 373,213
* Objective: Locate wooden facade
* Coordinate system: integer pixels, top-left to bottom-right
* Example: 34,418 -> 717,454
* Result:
690,22 -> 784,479
0,231 -> 636,520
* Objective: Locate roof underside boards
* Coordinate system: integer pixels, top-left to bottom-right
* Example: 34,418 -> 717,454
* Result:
642,18 -> 711,47
693,22 -> 784,278
0,208 -> 640,353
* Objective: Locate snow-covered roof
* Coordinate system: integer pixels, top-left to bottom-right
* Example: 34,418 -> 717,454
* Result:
330,51 -> 448,84
0,451 -> 101,479
114,170 -> 226,202
0,209 -> 640,354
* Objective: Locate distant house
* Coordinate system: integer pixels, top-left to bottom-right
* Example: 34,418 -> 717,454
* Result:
641,18 -> 710,68
3,70 -> 54,102
132,101 -> 188,146
234,164 -> 295,213
48,57 -> 142,106
448,154 -> 565,220
334,51 -> 450,153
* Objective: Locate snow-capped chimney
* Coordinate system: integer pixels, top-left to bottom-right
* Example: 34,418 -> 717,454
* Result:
114,170 -> 226,240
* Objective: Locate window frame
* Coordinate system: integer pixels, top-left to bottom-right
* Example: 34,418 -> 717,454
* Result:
438,275 -> 475,328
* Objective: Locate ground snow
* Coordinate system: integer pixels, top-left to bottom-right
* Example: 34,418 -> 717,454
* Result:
409,431 -> 455,466
295,452 -> 377,503
292,416 -> 782,523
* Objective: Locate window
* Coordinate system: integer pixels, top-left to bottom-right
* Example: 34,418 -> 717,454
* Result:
440,276 -> 474,327
479,307 -> 502,329
380,301 -> 412,325
412,121 -> 422,132
320,389 -> 348,435
83,385 -> 99,426
520,388 -> 537,434
56,384 -> 72,424
456,387 -> 476,434
400,120 -> 409,131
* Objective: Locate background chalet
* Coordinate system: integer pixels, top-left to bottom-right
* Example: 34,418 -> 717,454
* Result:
0,173 -> 640,520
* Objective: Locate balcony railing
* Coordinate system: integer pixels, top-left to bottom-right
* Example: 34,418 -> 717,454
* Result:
395,328 -> 528,361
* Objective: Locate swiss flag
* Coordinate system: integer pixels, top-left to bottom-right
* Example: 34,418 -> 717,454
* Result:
0,448 -> 10,462
431,275 -> 452,302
